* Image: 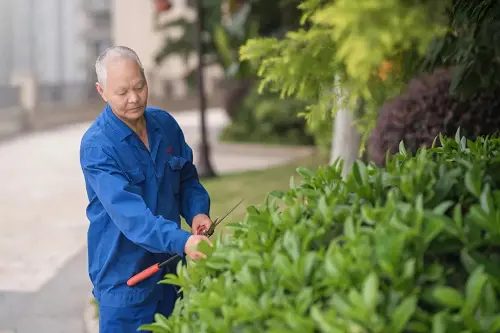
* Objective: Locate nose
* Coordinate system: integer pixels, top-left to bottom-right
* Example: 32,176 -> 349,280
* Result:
128,92 -> 139,104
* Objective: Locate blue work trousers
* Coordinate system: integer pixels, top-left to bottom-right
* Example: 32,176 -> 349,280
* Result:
98,282 -> 180,333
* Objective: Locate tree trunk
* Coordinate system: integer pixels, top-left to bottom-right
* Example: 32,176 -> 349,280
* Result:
223,78 -> 253,120
329,98 -> 363,178
195,0 -> 216,178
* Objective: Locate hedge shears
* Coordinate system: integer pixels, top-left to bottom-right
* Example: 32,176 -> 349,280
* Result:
127,199 -> 243,287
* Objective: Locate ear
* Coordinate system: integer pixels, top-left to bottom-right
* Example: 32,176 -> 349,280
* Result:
95,82 -> 107,102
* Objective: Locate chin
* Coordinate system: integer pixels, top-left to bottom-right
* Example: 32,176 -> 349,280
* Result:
128,107 -> 145,117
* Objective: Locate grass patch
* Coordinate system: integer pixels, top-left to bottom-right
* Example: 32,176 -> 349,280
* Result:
182,152 -> 327,234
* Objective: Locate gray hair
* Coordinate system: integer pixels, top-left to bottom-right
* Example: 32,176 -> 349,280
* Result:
95,45 -> 144,87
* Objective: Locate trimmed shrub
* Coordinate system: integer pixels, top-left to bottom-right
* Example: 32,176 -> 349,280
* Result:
368,68 -> 500,166
142,131 -> 500,333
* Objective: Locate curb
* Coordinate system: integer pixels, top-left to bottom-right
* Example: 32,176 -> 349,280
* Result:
83,295 -> 98,333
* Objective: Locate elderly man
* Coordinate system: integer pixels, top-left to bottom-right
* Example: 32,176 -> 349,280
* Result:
79,45 -> 213,332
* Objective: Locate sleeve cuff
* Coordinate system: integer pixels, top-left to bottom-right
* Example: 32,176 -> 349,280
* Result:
172,228 -> 191,257
187,203 -> 210,227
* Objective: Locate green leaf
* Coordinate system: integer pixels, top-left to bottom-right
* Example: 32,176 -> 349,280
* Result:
283,231 -> 301,261
273,253 -> 293,277
318,196 -> 331,220
463,266 -> 488,314
390,296 -> 418,333
351,161 -> 368,187
196,239 -> 214,257
464,166 -> 483,198
296,167 -> 315,178
246,205 -> 260,215
422,213 -> 447,245
432,201 -> 454,214
402,258 -> 416,280
269,190 -> 285,199
153,313 -> 170,328
452,203 -> 464,234
431,286 -> 464,309
296,287 -> 314,314
344,216 -> 356,239
462,250 -> 500,284
399,141 -> 408,157
479,282 -> 499,317
480,184 -> 494,214
362,272 -> 379,310
158,273 -> 184,287
488,315 -> 500,332
360,204 -> 378,225
310,305 -> 344,333
137,323 -> 170,332
213,24 -> 233,68
454,127 -> 461,143
432,312 -> 447,333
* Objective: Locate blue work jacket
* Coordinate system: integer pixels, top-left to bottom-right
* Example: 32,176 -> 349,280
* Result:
79,104 -> 210,307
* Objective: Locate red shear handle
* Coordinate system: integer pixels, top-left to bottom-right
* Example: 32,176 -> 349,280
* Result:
127,264 -> 160,287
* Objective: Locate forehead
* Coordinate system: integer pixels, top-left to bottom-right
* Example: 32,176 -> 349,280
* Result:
104,56 -> 144,87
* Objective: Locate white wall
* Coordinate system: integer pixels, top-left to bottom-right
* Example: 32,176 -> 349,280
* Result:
112,0 -> 223,99
0,0 -> 13,84
0,0 -> 87,85
33,0 -> 87,84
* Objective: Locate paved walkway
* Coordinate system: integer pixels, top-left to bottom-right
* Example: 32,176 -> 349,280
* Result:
0,107 -> 313,332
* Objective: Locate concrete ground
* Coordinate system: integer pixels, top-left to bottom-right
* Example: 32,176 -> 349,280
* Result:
0,107 -> 313,332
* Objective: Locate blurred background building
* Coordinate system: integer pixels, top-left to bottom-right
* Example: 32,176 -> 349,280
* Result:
0,0 -> 224,139
0,0 -> 110,108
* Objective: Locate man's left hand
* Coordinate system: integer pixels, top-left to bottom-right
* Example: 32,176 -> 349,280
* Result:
192,214 -> 213,235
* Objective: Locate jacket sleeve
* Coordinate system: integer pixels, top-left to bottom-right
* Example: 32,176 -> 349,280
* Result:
177,130 -> 211,227
80,145 -> 191,256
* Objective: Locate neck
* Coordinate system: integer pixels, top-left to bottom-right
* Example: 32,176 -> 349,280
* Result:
126,116 -> 146,134
108,105 -> 147,135
114,112 -> 146,134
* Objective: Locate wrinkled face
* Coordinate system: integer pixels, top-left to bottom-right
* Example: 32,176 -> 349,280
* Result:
96,57 -> 148,123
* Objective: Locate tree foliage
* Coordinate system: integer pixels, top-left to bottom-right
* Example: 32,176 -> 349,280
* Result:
421,0 -> 500,96
240,0 -> 500,153
153,0 -> 304,86
240,0 -> 450,148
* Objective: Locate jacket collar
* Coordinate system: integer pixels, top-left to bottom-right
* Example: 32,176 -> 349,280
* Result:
104,104 -> 161,141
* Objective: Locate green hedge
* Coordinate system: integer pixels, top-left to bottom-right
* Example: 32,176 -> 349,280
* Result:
142,131 -> 500,332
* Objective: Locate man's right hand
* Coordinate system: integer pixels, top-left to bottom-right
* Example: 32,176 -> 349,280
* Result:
184,235 -> 213,260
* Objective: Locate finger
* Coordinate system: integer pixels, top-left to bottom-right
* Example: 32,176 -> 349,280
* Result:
191,251 -> 207,260
196,225 -> 206,235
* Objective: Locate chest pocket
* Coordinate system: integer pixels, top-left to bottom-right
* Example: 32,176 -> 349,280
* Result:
124,167 -> 146,195
166,156 -> 188,194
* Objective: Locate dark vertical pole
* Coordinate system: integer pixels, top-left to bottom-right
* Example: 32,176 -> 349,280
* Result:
195,0 -> 216,178
57,0 -> 65,102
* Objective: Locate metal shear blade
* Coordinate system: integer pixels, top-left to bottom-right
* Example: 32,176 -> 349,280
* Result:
205,199 -> 243,236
